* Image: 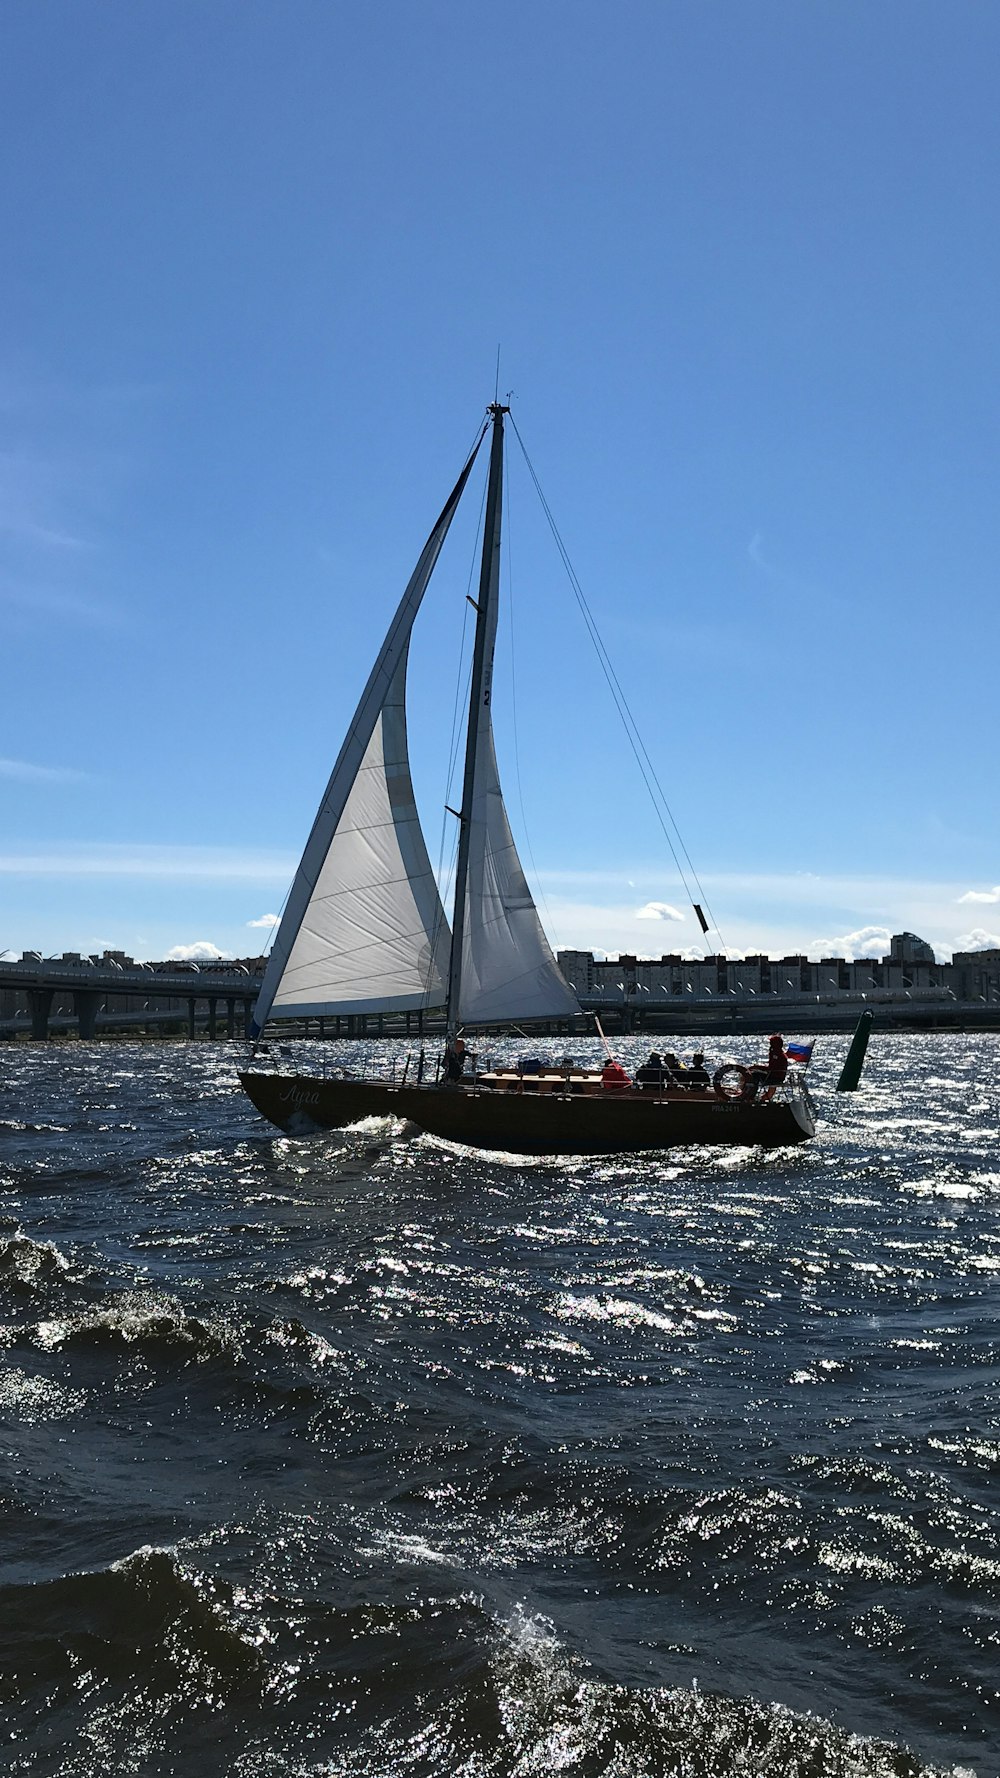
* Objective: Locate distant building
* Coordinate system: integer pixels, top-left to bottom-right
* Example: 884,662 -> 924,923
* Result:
952,948 -> 1000,1002
556,930 -> 963,1007
890,932 -> 935,963
556,950 -> 596,995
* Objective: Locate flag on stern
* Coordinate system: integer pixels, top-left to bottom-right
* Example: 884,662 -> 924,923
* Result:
785,1040 -> 814,1067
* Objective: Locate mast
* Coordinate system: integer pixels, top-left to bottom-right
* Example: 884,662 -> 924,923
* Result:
446,402 -> 508,1042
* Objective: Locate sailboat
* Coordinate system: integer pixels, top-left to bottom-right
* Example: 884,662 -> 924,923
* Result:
239,405 -> 815,1153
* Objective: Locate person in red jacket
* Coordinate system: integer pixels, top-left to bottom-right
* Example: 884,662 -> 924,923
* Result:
748,1034 -> 788,1101
601,1058 -> 632,1092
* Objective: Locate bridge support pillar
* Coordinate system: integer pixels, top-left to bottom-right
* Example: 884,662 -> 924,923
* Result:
226,997 -> 235,1039
28,988 -> 53,1040
187,998 -> 196,1038
74,990 -> 101,1039
208,998 -> 218,1039
243,1000 -> 253,1038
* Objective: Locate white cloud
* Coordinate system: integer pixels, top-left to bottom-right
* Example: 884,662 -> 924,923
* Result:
953,927 -> 1000,953
166,941 -> 233,961
807,925 -> 891,961
539,876 -> 1000,970
0,756 -> 86,784
247,912 -> 280,929
634,900 -> 684,922
957,886 -> 1000,905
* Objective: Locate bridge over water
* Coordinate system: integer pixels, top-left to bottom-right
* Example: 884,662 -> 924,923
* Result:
0,959 -> 264,1040
3,958 -> 997,1042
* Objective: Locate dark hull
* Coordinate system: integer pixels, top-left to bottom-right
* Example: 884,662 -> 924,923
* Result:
238,1072 -> 815,1154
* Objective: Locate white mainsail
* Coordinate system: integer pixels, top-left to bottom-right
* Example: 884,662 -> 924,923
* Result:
264,645 -> 450,1019
251,437 -> 483,1034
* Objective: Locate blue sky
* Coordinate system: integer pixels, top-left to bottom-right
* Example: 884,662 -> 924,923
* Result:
2,1 -> 998,966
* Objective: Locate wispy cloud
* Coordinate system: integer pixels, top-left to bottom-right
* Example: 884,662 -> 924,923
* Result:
0,367 -> 163,633
0,580 -> 120,629
0,448 -> 90,552
0,844 -> 294,882
745,531 -> 834,609
537,865 -> 968,909
0,367 -> 168,418
0,757 -> 88,784
247,912 -> 280,929
957,885 -> 1000,905
747,530 -> 769,571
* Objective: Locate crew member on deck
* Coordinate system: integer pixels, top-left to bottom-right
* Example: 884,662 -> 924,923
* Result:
601,1057 -> 632,1092
443,1037 -> 467,1083
635,1051 -> 666,1092
687,1052 -> 710,1090
747,1034 -> 788,1101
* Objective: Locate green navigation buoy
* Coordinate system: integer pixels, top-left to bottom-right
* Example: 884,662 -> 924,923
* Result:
836,1008 -> 874,1092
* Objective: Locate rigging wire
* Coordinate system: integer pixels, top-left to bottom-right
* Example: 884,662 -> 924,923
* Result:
508,412 -> 727,954
502,427 -> 564,951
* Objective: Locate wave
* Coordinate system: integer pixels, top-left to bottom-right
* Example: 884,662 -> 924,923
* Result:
16,1288 -> 239,1360
11,1287 -> 352,1395
0,1230 -> 73,1295
470,1606 -> 965,1778
0,1552 -> 972,1778
274,1595 -> 971,1777
0,1545 -> 264,1716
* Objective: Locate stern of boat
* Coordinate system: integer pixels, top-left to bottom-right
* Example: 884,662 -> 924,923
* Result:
784,1075 -> 817,1141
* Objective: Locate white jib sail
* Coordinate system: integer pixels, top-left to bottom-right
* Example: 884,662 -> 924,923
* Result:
457,719 -> 580,1026
251,438 -> 483,1033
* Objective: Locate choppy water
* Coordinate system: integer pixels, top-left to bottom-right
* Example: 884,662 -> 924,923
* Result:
0,1032 -> 997,1777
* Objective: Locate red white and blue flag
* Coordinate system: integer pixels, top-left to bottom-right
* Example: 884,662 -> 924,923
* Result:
785,1040 -> 814,1068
